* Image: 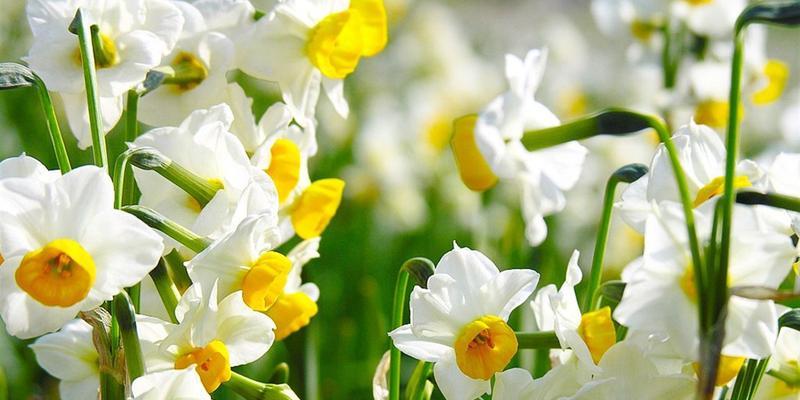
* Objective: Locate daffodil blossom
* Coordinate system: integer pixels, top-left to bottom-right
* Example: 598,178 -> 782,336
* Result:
0,166 -> 164,338
131,367 -> 210,400
24,0 -> 183,147
567,341 -> 695,400
135,282 -> 275,395
672,0 -> 746,38
132,104 -> 279,247
267,237 -> 321,340
614,202 -> 796,361
138,0 -> 257,126
389,244 -> 539,400
493,356 -> 590,400
531,251 -> 617,372
30,319 -> 99,400
239,0 -> 389,126
617,120 -> 772,232
451,48 -> 587,246
754,324 -> 800,400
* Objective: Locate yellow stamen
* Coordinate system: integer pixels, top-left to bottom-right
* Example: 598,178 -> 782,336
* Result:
305,0 -> 387,79
630,20 -> 657,42
453,315 -> 517,380
290,178 -> 345,239
680,265 -> 698,303
15,239 -> 95,307
166,51 -> 209,93
693,175 -> 752,208
266,139 -> 302,204
692,355 -> 745,386
174,340 -> 231,393
72,32 -> 118,69
267,292 -> 319,340
577,307 -> 617,364
752,59 -> 789,105
241,251 -> 291,311
694,100 -> 730,128
451,115 -> 498,192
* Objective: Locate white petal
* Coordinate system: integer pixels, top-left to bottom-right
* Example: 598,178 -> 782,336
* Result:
433,355 -> 491,400
322,77 -> 349,118
215,291 -> 276,366
132,367 -> 210,400
30,319 -> 97,381
388,325 -> 451,362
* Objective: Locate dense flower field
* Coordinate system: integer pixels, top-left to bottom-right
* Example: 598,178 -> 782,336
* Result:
0,0 -> 798,399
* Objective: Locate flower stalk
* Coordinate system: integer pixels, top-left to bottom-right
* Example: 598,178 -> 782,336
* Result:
122,205 -> 210,253
148,258 -> 179,323
583,164 -> 648,311
113,291 -> 145,382
69,9 -> 108,171
127,146 -> 221,207
224,371 -> 300,400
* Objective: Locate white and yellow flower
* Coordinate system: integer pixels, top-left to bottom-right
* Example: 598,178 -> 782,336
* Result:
135,282 -> 275,395
0,166 -> 164,338
266,237 -> 321,340
451,49 -> 587,246
754,324 -> 800,400
24,0 -> 184,147
239,0 -> 388,126
389,244 -> 539,400
531,251 -> 617,373
30,319 -> 99,400
614,201 -> 796,362
132,367 -> 210,400
132,104 -> 279,246
672,0 -> 746,38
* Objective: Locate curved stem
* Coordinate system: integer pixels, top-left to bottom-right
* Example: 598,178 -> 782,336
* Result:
149,258 -> 179,323
389,270 -> 410,400
32,75 -> 71,173
515,331 -> 561,349
114,291 -> 144,382
71,11 -> 108,171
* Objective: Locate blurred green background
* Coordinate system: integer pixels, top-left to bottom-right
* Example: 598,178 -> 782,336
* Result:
0,0 -> 798,399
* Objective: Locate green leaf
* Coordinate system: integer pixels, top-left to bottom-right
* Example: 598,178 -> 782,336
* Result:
779,309 -> 800,331
0,63 -> 36,91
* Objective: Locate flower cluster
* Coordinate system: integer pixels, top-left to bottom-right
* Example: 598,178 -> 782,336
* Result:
1,0 -> 388,398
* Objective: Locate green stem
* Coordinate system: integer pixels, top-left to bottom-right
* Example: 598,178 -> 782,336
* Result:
164,250 -> 192,294
100,370 -> 123,400
121,205 -> 210,253
389,269 -> 410,400
32,74 -> 71,173
224,372 -> 299,400
123,90 -> 140,205
114,291 -> 145,382
532,348 -> 550,378
149,258 -> 179,323
404,361 -> 432,400
515,331 -> 561,349
731,358 -> 770,400
127,147 -> 220,206
70,11 -> 108,171
584,164 -> 648,311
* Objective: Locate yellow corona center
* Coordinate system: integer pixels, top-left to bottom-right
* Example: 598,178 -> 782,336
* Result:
241,251 -> 292,311
72,32 -> 119,69
290,178 -> 345,239
166,51 -> 209,93
267,292 -> 319,340
15,239 -> 96,307
174,340 -> 232,393
630,20 -> 656,42
577,307 -> 617,364
693,175 -> 752,208
306,0 -> 387,79
692,355 -> 745,386
266,139 -> 302,204
686,0 -> 713,5
424,115 -> 453,152
680,265 -> 698,303
752,59 -> 789,105
694,100 -> 729,128
451,115 -> 498,192
453,315 -> 517,380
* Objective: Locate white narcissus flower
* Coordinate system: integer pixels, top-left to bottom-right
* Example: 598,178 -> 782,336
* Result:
239,0 -> 389,126
530,251 -> 617,373
0,154 -> 59,182
132,367 -> 210,400
186,218 -> 321,340
24,0 -> 183,148
617,121 -> 771,233
389,244 -> 539,400
132,104 -> 279,247
568,341 -> 695,400
493,358 -> 589,400
0,166 -> 164,339
136,282 -> 275,395
754,325 -> 800,400
614,202 -> 796,363
138,0 -> 255,126
672,0 -> 746,38
30,319 -> 99,400
451,49 -> 588,246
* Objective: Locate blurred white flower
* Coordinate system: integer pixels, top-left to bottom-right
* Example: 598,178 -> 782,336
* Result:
452,48 -> 587,246
30,319 -> 99,400
754,325 -> 800,400
0,166 -> 164,338
24,0 -> 184,147
672,0 -> 746,38
136,282 -> 275,394
389,244 -> 539,400
239,0 -> 388,126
